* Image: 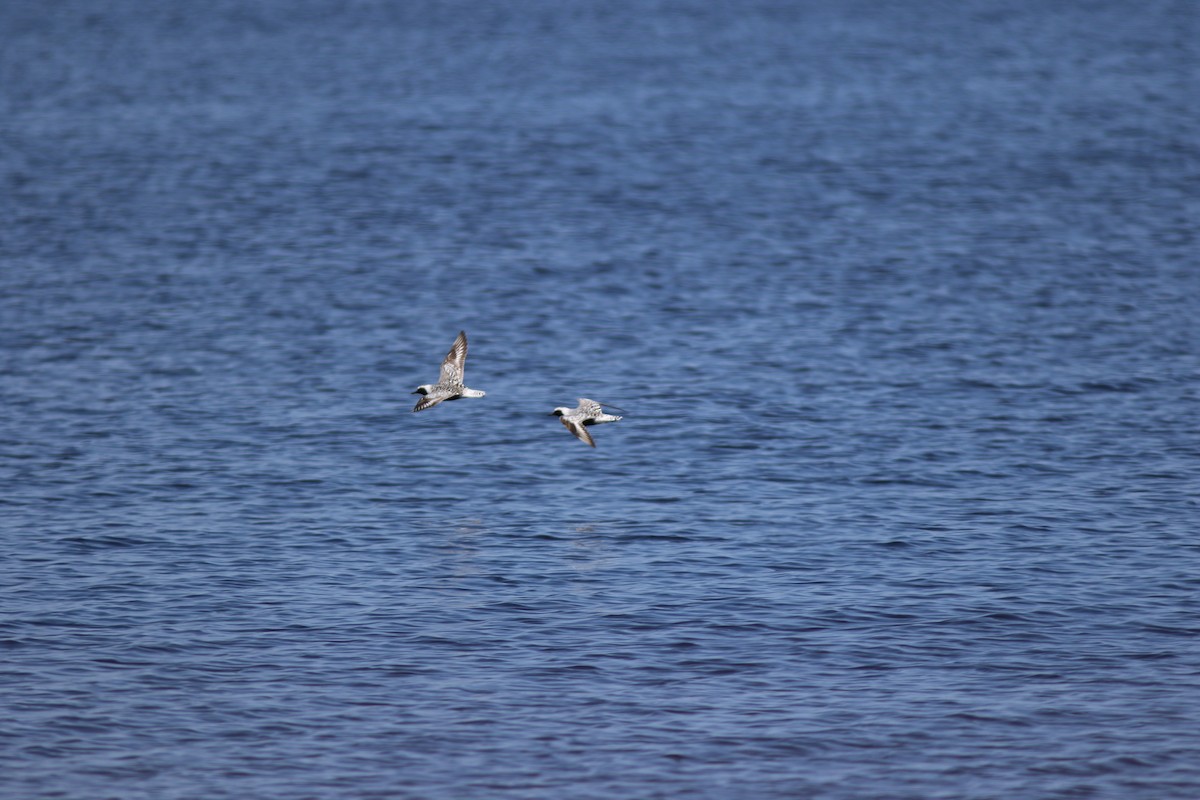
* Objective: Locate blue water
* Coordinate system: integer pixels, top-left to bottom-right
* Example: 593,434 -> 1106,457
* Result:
3,1 -> 1199,797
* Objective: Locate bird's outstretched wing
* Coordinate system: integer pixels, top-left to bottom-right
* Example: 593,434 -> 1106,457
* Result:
413,391 -> 449,413
439,331 -> 468,385
576,398 -> 603,418
561,416 -> 596,447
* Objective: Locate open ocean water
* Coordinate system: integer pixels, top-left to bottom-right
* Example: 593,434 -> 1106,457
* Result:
2,1 -> 1199,798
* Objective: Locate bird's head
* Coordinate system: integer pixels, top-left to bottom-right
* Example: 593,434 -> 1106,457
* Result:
413,385 -> 433,396
550,407 -> 569,417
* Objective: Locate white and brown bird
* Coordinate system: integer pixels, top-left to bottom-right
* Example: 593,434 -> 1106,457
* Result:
412,331 -> 486,412
551,398 -> 623,447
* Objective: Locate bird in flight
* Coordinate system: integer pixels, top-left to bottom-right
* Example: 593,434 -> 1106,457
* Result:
551,398 -> 623,447
412,331 -> 486,412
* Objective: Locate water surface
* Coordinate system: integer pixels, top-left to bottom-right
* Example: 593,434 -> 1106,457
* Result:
2,1 -> 1199,798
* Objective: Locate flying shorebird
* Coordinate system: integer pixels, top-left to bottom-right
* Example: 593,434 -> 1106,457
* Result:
412,331 -> 486,412
550,398 -> 623,447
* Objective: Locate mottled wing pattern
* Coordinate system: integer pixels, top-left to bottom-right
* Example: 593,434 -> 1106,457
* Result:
576,398 -> 603,419
561,416 -> 596,447
439,331 -> 468,386
413,391 -> 450,413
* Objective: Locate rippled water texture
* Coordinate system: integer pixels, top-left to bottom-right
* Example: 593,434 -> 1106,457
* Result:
2,1 -> 1199,797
